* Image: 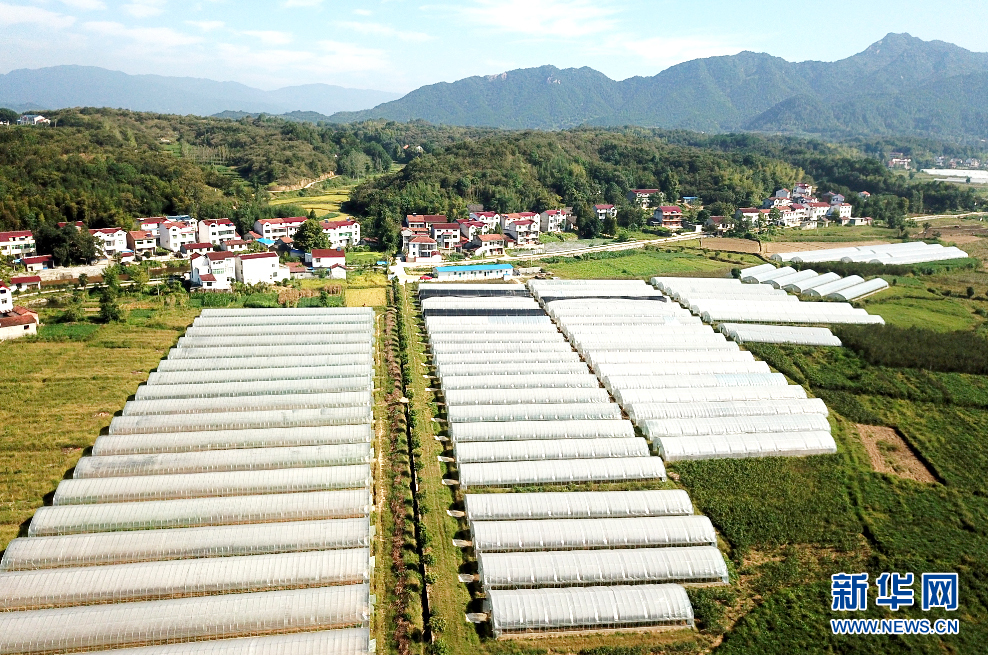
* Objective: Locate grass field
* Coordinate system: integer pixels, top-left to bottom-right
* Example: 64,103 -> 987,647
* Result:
545,245 -> 763,280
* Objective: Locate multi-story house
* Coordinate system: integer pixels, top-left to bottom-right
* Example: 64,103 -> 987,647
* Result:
253,217 -> 306,241
181,243 -> 214,258
627,189 -> 660,210
822,192 -> 846,206
159,221 -> 198,252
0,231 -> 36,258
594,205 -> 618,221
468,211 -> 501,232
457,220 -> 488,242
197,219 -> 239,246
830,203 -> 853,219
320,220 -> 361,249
405,214 -> 448,230
735,208 -> 771,225
221,240 -> 249,253
236,252 -> 289,285
539,209 -> 569,233
652,206 -> 684,229
138,218 -> 168,238
805,202 -> 831,222
90,228 -> 129,258
127,231 -> 157,255
406,236 -> 439,262
504,219 -> 540,247
431,223 -> 463,251
191,251 -> 237,291
793,183 -> 815,198
472,233 -> 506,257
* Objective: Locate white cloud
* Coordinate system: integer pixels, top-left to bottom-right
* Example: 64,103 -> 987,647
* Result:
214,40 -> 388,78
336,21 -> 432,42
122,0 -> 166,18
59,0 -> 107,10
82,21 -> 202,46
282,0 -> 322,6
243,30 -> 294,46
186,20 -> 224,31
0,3 -> 75,28
352,8 -> 371,16
448,0 -> 618,38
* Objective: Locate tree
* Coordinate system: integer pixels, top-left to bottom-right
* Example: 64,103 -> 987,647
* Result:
35,223 -> 99,267
102,266 -> 120,295
967,286 -> 975,298
617,204 -> 646,231
768,207 -> 782,228
98,289 -> 123,323
129,266 -> 150,294
58,290 -> 87,323
0,108 -> 18,124
77,273 -> 89,289
292,219 -> 330,252
602,214 -> 618,236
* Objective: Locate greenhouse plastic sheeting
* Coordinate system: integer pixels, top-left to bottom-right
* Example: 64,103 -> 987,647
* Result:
575,340 -> 739,354
803,276 -> 865,298
457,457 -> 666,490
122,392 -> 372,416
53,466 -> 372,505
148,365 -> 374,385
430,352 -> 582,366
177,334 -> 372,349
443,388 -> 611,407
75,444 -> 373,479
425,317 -> 552,330
420,297 -> 538,309
440,374 -> 601,391
429,342 -> 572,355
109,407 -> 374,434
0,549 -> 371,611
826,278 -> 890,301
195,311 -> 374,324
93,425 -> 373,456
464,489 -> 693,521
590,360 -> 768,378
587,350 -> 755,367
603,373 -> 787,393
627,398 -> 828,422
427,326 -> 560,340
736,264 -> 775,279
449,420 -> 635,444
77,629 -> 373,655
0,585 -> 370,654
641,413 -> 832,438
447,403 -> 623,424
201,308 -> 373,316
478,546 -> 728,589
654,431 -> 838,462
471,516 -> 717,552
435,363 -> 590,380
615,385 -> 806,406
183,325 -> 372,338
29,490 -> 372,536
488,584 -> 693,637
163,349 -> 371,364
136,378 -> 372,401
765,269 -> 819,289
742,266 -> 795,284
453,438 -> 650,464
2,518 -> 371,570
785,272 -> 841,294
719,324 -> 842,347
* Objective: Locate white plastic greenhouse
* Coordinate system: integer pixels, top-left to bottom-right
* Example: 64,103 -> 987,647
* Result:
70,629 -> 374,655
122,392 -> 373,416
654,432 -> 838,462
195,312 -> 374,324
2,518 -> 372,570
439,374 -> 600,391
93,425 -> 373,456
183,325 -> 372,338
448,420 -> 636,443
431,352 -> 582,366
443,388 -> 612,407
573,338 -> 739,354
74,444 -> 374,479
826,278 -> 890,301
148,365 -> 373,385
157,355 -> 372,371
785,272 -> 841,294
586,350 -> 756,368
719,324 -> 842,347
477,546 -> 728,588
863,248 -> 968,265
136,378 -> 373,400
641,413 -> 832,438
736,264 -> 775,279
456,458 -> 666,490
453,438 -> 650,463
626,398 -> 828,422
603,373 -> 788,393
201,308 -> 373,317
164,347 -> 371,362
109,407 -> 374,434
590,361 -> 768,377
177,334 -> 372,349
435,362 -> 590,379
425,317 -> 553,330
696,302 -> 884,325
28,489 -> 372,536
487,584 -> 693,637
430,342 -> 573,355
52,466 -> 373,505
0,548 -> 371,611
771,242 -> 969,265
765,269 -> 819,289
742,266 -> 795,284
0,585 -> 370,654
446,403 -> 624,424
428,330 -> 563,345
470,516 -> 717,552
615,386 -> 806,407
804,276 -> 865,298
463,490 -> 694,521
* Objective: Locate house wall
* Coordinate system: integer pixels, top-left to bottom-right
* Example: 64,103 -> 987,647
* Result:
0,322 -> 37,341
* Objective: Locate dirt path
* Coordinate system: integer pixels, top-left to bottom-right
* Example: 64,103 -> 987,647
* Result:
857,424 -> 937,483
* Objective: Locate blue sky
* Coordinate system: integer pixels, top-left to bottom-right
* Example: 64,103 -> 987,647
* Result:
1,0 -> 987,92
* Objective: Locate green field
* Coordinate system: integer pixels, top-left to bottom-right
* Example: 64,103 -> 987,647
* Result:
545,245 -> 763,280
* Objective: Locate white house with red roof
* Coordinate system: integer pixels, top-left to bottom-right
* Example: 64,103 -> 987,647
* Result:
594,204 -> 618,220
735,208 -> 771,225
320,219 -> 361,249
805,202 -> 831,222
306,249 -> 347,279
0,303 -> 39,341
431,223 -> 463,251
830,203 -> 853,219
406,236 -> 440,262
652,206 -> 684,229
253,217 -> 306,241
471,233 -> 506,257
504,219 -> 540,248
221,240 -> 249,253
0,231 -> 36,258
236,252 -> 289,285
9,276 -> 41,292
540,209 -> 569,233
468,211 -> 500,232
89,228 -> 128,258
197,219 -> 239,246
627,189 -> 660,209
181,242 -> 214,257
405,215 -> 449,230
457,220 -> 488,241
401,228 -> 430,253
0,282 -> 11,313
159,221 -> 198,252
191,251 -> 237,290
138,217 -> 168,238
500,212 -> 539,231
127,231 -> 157,255
793,183 -> 815,198
22,255 -> 53,272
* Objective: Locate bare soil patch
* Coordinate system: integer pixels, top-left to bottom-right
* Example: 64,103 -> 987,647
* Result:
857,424 -> 937,483
761,240 -> 889,254
701,237 -> 762,254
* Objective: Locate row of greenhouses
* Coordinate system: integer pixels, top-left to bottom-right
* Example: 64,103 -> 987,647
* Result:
0,309 -> 378,655
719,324 -> 842,347
738,264 -> 891,302
418,284 -> 724,637
770,241 -> 969,265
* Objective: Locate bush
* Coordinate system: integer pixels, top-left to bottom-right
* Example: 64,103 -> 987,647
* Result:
835,325 -> 988,375
243,293 -> 279,308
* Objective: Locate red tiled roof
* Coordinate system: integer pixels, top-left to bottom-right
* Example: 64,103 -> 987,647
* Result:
128,231 -> 154,240
477,234 -> 505,242
512,220 -> 535,226
139,217 -> 167,224
12,306 -> 37,317
200,219 -> 234,226
470,211 -> 498,218
223,240 -> 248,246
91,228 -> 126,235
410,236 -> 437,244
240,252 -> 278,261
57,222 -> 85,229
632,189 -> 659,194
594,204 -> 614,210
199,274 -> 217,282
321,220 -> 357,229
518,212 -> 538,218
311,249 -> 345,258
182,243 -> 213,250
432,223 -> 460,230
206,252 -> 236,261
658,206 -> 682,213
22,255 -> 52,264
10,276 -> 41,284
0,314 -> 36,328
0,231 -> 33,242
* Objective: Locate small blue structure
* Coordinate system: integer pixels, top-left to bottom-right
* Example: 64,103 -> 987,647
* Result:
433,264 -> 514,281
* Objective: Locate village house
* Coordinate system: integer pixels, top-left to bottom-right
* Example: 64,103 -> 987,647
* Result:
471,233 -> 506,257
57,221 -> 85,230
0,303 -> 39,341
220,240 -> 249,253
773,189 -> 792,199
539,209 -> 569,233
401,228 -> 430,253
181,242 -> 214,258
197,219 -> 239,246
504,219 -> 540,247
594,204 -> 618,221
793,183 -> 815,198
22,255 -> 53,272
8,276 -> 41,292
858,191 -> 872,199
433,263 -> 514,281
803,202 -> 830,222
704,216 -> 730,233
627,189 -> 659,210
236,252 -> 289,285
406,236 -> 439,262
158,220 -> 198,252
822,192 -> 846,205
830,203 -> 853,219
0,283 -> 11,312
736,208 -> 772,225
431,223 -> 464,252
457,220 -> 488,242
306,249 -> 348,279
18,115 -> 50,126
89,228 -> 129,258
840,217 -> 874,227
127,231 -> 157,255
320,220 -> 361,249
191,251 -> 237,290
468,211 -> 501,232
253,217 -> 306,241
651,206 -> 684,229
138,218 -> 168,238
763,196 -> 793,209
0,231 -> 37,258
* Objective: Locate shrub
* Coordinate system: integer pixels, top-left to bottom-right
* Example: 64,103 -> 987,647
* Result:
835,325 -> 988,375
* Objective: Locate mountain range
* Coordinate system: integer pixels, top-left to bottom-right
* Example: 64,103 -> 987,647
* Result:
0,65 -> 400,116
328,33 -> 988,139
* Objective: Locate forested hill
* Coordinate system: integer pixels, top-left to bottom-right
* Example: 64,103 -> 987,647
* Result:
330,34 -> 988,140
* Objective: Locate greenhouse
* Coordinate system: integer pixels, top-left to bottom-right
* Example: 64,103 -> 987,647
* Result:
826,278 -> 890,301
53,465 -> 373,505
487,584 -> 694,637
477,546 -> 728,589
470,516 -> 716,552
183,325 -> 372,338
804,276 -> 865,298
640,413 -> 832,438
741,266 -> 795,284
195,312 -> 375,324
443,388 -> 612,407
590,360 -> 768,378
785,272 -> 842,294
28,489 -> 372,536
439,374 -> 601,391
603,373 -> 788,392
735,264 -> 776,279
586,350 -> 756,367
136,378 -> 372,401
110,407 -> 374,434
719,324 -> 842,347
425,316 -> 553,329
446,403 -> 624,424
449,420 -> 636,443
653,431 -> 839,462
0,585 -> 370,654
2,518 -> 372,570
765,269 -> 819,289
627,398 -> 829,422
419,284 -> 532,299
74,444 -> 374,479
456,457 -> 666,490
0,548 -> 371,611
429,341 -> 573,355
428,326 -> 562,341
614,385 -> 806,406
453,438 -> 650,464
435,362 -> 590,380
176,334 -> 372,349
163,347 -> 371,362
93,425 -> 373,456
430,352 -> 582,367
202,308 -> 374,317
695,302 -> 885,325
420,297 -> 539,309
463,489 -> 693,521
121,392 -> 373,416
149,365 -> 374,385
573,338 -> 739,354
72,629 -> 374,655
423,308 -> 546,318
